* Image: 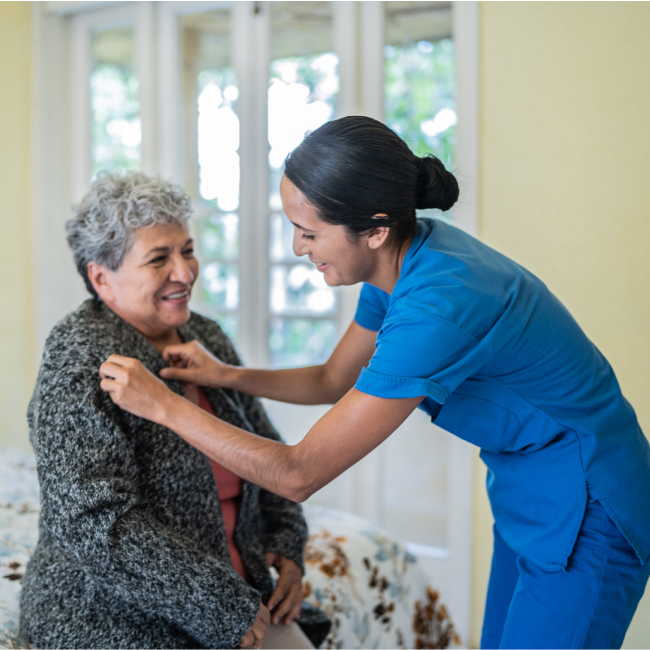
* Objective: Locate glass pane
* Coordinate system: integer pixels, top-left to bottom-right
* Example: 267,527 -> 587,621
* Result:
214,312 -> 238,343
183,9 -> 240,341
269,212 -> 301,263
269,318 -> 338,368
268,1 -> 339,212
182,10 -> 238,208
200,261 -> 239,311
384,1 -> 456,168
270,264 -> 337,316
197,68 -> 239,210
198,212 -> 238,261
90,26 -> 140,178
182,9 -> 239,211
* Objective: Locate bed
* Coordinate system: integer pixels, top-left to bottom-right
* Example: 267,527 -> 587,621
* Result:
0,446 -> 458,649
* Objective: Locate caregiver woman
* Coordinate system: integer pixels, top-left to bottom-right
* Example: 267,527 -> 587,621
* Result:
101,116 -> 650,649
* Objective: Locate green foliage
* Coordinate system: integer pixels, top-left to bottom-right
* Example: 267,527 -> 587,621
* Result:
384,39 -> 456,168
90,63 -> 141,178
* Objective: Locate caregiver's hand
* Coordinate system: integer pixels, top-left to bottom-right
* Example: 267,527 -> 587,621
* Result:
160,341 -> 235,388
265,553 -> 304,625
99,355 -> 179,424
238,602 -> 270,649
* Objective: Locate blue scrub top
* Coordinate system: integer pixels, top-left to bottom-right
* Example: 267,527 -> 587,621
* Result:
354,218 -> 650,571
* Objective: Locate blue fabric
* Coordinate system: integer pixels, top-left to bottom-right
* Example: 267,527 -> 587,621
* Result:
354,218 -> 650,571
481,501 -> 650,649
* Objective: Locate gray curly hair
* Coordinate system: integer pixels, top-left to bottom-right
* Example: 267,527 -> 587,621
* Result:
66,171 -> 193,298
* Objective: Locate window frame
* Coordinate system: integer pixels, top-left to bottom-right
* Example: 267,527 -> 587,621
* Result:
70,1 -> 156,199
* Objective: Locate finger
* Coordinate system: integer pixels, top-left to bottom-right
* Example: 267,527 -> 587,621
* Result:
99,362 -> 127,382
239,631 -> 253,647
267,580 -> 288,613
159,366 -> 197,381
253,622 -> 269,649
161,343 -> 195,362
105,354 -> 133,367
272,585 -> 299,624
251,625 -> 266,649
167,355 -> 188,369
100,377 -> 120,393
284,597 -> 303,625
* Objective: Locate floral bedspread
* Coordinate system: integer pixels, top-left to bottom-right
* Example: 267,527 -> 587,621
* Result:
0,447 -> 458,649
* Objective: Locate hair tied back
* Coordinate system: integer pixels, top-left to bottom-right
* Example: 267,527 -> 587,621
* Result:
416,155 -> 459,212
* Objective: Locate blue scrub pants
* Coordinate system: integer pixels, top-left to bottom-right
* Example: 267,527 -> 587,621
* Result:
481,500 -> 650,649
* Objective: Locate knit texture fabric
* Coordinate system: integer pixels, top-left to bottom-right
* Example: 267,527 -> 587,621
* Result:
19,299 -> 329,649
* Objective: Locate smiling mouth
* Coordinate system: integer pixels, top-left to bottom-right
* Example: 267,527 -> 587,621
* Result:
162,289 -> 190,301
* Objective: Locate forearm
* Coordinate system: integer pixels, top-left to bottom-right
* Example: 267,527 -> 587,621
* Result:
157,387 -> 421,504
160,392 -> 315,501
224,364 -> 347,405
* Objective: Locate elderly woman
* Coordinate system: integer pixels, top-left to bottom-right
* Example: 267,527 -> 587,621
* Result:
19,172 -> 329,650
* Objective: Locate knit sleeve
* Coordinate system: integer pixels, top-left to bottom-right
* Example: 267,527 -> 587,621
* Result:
31,349 -> 260,649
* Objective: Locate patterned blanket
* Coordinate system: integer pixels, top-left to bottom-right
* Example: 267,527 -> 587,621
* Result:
0,447 -> 457,649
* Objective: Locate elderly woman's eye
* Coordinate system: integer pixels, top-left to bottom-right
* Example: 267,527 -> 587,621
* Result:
150,255 -> 166,264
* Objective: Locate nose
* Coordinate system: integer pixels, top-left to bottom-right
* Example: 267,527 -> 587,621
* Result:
292,227 -> 309,257
169,254 -> 195,285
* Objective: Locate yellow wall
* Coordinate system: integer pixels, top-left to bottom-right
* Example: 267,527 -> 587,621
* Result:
472,2 -> 650,647
0,2 -> 34,449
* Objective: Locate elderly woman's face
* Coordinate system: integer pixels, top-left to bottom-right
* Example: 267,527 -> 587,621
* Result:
92,222 -> 199,338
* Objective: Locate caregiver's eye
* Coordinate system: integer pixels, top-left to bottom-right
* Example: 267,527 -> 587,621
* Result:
301,234 -> 315,241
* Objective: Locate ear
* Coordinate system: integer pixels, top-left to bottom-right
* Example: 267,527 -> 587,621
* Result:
87,261 -> 116,304
367,213 -> 391,250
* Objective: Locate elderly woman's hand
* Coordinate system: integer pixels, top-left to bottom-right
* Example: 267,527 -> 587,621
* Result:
265,553 -> 304,626
238,602 -> 270,649
160,340 -> 237,388
100,355 -> 180,424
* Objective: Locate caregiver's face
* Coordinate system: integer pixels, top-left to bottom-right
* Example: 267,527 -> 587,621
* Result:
281,176 -> 373,287
95,222 -> 198,338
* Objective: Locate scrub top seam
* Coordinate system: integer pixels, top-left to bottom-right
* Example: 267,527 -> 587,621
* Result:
383,300 -> 484,347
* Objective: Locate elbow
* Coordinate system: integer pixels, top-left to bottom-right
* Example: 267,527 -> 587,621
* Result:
289,485 -> 315,504
285,472 -> 318,504
319,364 -> 350,405
282,449 -> 319,503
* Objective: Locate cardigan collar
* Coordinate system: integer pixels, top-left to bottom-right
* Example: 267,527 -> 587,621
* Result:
89,298 -> 201,394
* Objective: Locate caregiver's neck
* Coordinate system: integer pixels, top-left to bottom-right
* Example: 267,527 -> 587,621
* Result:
366,235 -> 412,295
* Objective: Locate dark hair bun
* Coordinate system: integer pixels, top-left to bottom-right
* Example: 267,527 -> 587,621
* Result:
416,155 -> 459,211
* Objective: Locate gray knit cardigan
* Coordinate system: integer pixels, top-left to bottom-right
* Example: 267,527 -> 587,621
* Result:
19,299 -> 329,649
